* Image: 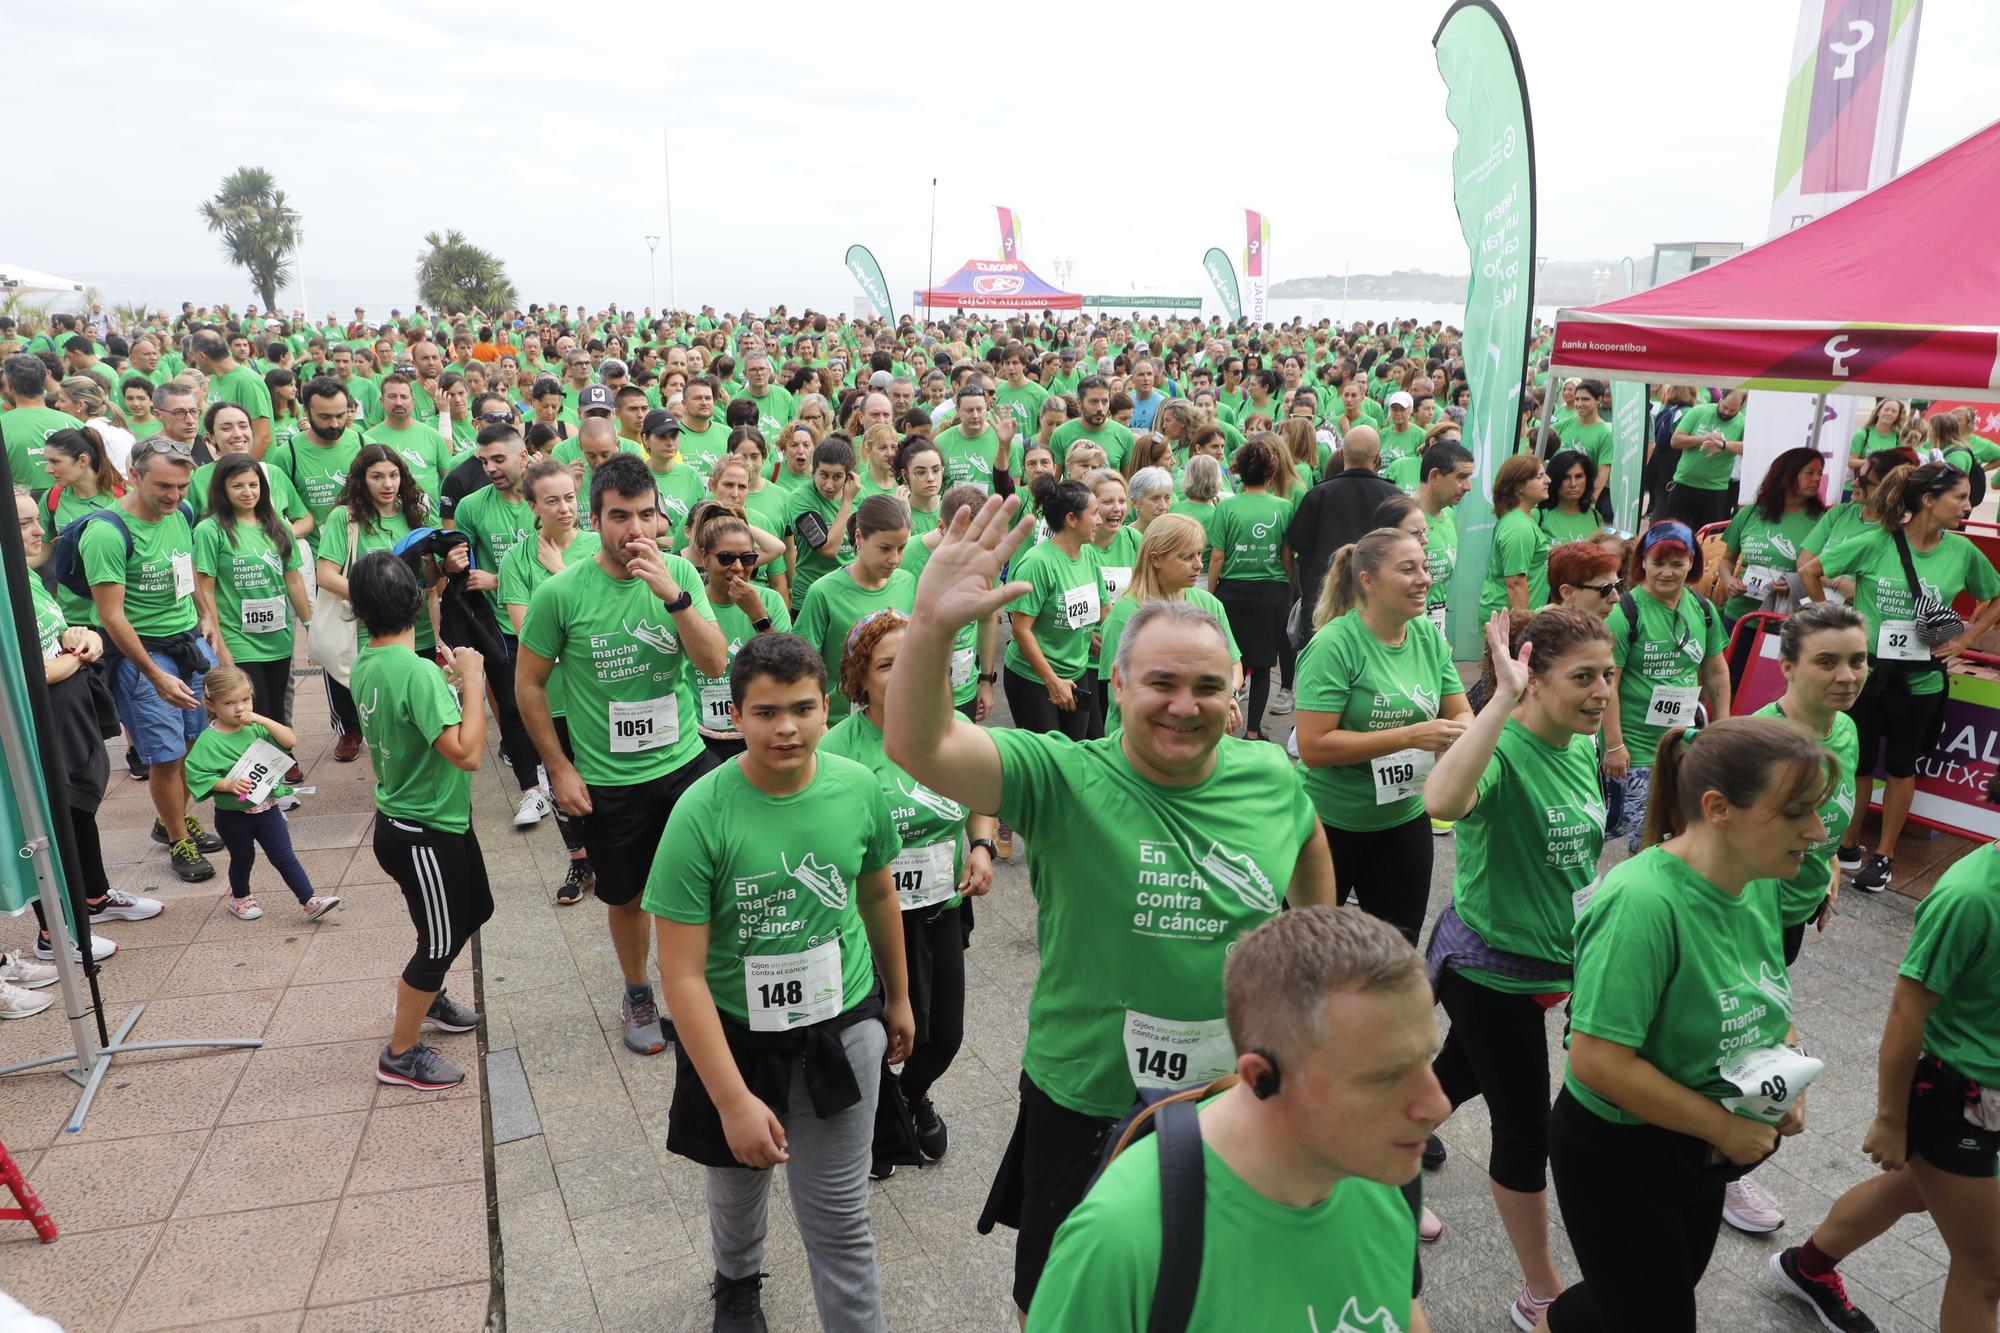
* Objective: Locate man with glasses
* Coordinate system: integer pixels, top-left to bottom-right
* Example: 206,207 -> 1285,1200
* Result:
561,349 -> 595,421
739,354 -> 793,446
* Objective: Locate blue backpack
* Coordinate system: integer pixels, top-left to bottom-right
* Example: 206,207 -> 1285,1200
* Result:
51,501 -> 197,600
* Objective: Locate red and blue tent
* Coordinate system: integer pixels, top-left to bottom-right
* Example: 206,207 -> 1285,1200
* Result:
913,259 -> 1081,313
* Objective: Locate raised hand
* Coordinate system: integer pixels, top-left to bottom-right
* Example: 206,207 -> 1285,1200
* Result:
911,494 -> 1034,636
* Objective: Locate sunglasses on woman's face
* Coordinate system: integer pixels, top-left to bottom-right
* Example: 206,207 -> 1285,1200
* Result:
1581,578 -> 1622,599
711,549 -> 761,567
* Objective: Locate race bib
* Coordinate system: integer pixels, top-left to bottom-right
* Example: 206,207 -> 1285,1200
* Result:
1060,582 -> 1101,631
1571,876 -> 1603,919
698,681 -> 734,733
1741,565 -> 1777,600
1426,605 -> 1449,634
1646,683 -> 1700,729
949,647 -> 976,691
1718,1044 -> 1822,1124
239,595 -> 287,634
223,737 -> 293,807
1370,747 -> 1435,805
1099,565 -> 1133,605
1123,1010 -> 1236,1092
889,840 -> 956,911
744,938 -> 843,1032
1877,619 -> 1926,662
607,695 -> 678,753
171,552 -> 195,600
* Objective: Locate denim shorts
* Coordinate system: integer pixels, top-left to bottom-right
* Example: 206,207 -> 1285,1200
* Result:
112,638 -> 214,764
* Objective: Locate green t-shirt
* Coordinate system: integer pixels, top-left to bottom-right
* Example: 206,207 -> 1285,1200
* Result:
1029,1125 -> 1415,1333
1564,846 -> 1792,1126
1167,499 -> 1219,552
193,517 -> 303,663
496,530 -> 601,717
1423,506 -> 1458,612
1005,539 -> 1104,685
1560,418 -> 1615,472
821,711 -> 968,912
782,483 -> 855,611
1898,841 -> 2000,1085
1721,505 -> 1820,621
1669,402 -> 1745,491
188,459 -> 309,527
44,486 -> 116,626
1089,525 -> 1144,669
689,585 -> 791,739
1754,703 -> 1857,929
1208,491 -> 1290,583
208,363 -> 273,427
319,507 -> 432,652
1479,507 -> 1551,617
994,729 -> 1317,1118
677,420 -> 732,477
1848,427 -> 1903,460
1382,455 -> 1420,494
1801,501 -> 1872,566
1294,610 -> 1464,833
363,420 -> 453,503
78,503 -> 199,637
517,552 -> 715,785
1609,588 -> 1724,766
184,723 -> 295,814
348,644 -> 470,833
268,430 -> 365,530
1377,424 -> 1427,470
2,406 -> 82,491
27,569 -> 66,659
1051,418 -> 1135,472
1097,588 -> 1240,737
739,386 -> 795,444
933,424 -> 1002,493
1820,527 -> 2000,694
1450,718 -> 1605,991
995,379 -> 1051,436
649,461 -> 711,550
641,753 -> 900,1027
1536,505 -> 1601,545
792,568 -> 917,715
451,485 -> 537,618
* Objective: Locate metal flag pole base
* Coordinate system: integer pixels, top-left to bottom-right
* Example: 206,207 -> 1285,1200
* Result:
0,1003 -> 264,1134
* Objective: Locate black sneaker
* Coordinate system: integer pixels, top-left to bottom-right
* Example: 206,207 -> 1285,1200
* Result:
376,1041 -> 464,1090
1770,1247 -> 1877,1332
423,988 -> 480,1033
1835,843 -> 1864,873
711,1270 -> 768,1333
125,749 -> 148,782
152,816 -> 223,854
911,1095 -> 949,1161
168,837 -> 216,882
868,1160 -> 896,1181
1423,1133 -> 1448,1170
555,861 -> 593,906
1853,854 -> 1893,894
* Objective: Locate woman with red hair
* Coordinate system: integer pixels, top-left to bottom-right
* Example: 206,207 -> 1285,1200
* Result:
1544,541 -> 1623,619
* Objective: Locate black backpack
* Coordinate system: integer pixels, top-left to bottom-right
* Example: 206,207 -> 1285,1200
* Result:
1618,588 -> 1715,653
51,501 -> 197,600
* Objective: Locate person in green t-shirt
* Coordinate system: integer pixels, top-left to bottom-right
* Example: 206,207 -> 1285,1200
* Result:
822,610 -> 998,1171
1805,461 -> 2000,894
792,495 -> 915,716
1553,717 -> 1832,1331
1557,379 -> 1615,508
187,403 -> 311,532
1479,454 -> 1553,617
1377,391 -> 1427,471
782,436 -> 860,611
1294,527 -> 1470,944
1665,390 -> 1747,530
883,494 -> 1334,1314
1422,607 -> 1611,1320
1207,438 -> 1294,742
1536,449 -> 1604,545
643,632 -> 910,1333
1029,906 -> 1440,1333
1779,823 -> 2000,1333
1050,377 -> 1136,473
345,551 -> 491,1093
190,330 -> 274,457
1603,520 -> 1728,852
516,453 -> 730,1059
2,353 -> 82,492
191,455 -> 311,723
1095,513 -> 1242,738
687,510 -> 791,759
1844,397 -> 1908,479
1005,476 -> 1104,739
363,374 -> 453,505
932,383 -> 1016,492
1717,447 -> 1826,623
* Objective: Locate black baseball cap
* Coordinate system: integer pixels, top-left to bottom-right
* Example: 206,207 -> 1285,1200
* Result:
642,408 -> 681,437
578,384 -> 614,414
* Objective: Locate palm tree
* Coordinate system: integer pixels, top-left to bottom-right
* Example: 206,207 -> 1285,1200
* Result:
415,230 -> 518,314
198,167 -> 298,312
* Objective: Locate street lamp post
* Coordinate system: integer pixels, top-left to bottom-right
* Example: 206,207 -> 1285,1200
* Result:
644,235 -> 660,313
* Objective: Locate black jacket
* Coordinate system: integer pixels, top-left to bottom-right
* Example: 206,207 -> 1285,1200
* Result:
1285,469 -> 1402,625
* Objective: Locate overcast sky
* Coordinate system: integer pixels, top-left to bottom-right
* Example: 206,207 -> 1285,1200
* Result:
14,1 -> 1996,318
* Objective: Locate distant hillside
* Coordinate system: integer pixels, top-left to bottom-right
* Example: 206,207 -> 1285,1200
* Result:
1272,261 -> 1636,306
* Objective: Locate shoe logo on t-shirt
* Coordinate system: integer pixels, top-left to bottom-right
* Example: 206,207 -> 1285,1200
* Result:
896,779 -> 964,824
784,852 -> 849,910
1197,842 -> 1279,912
624,615 -> 681,657
1316,1297 -> 1402,1333
1767,533 -> 1798,562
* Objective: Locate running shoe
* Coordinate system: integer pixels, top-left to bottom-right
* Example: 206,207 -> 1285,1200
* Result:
377,1041 -> 464,1090
0,950 -> 58,990
0,980 -> 53,1020
1419,1205 -> 1443,1243
513,787 -> 552,829
622,988 -> 668,1055
35,932 -> 115,962
152,815 -> 223,854
1770,1248 -> 1878,1332
1835,843 -> 1864,873
710,1270 -> 769,1333
1722,1175 -> 1785,1234
125,748 -> 149,782
334,731 -> 363,763
1510,1280 -> 1557,1332
911,1095 -> 949,1161
225,895 -> 264,921
303,895 -> 342,922
868,1160 -> 896,1181
1268,685 -> 1295,716
89,889 -> 164,922
1852,855 -> 1893,894
169,837 -> 215,882
1422,1133 -> 1448,1169
423,988 -> 480,1033
555,861 -> 593,906
995,823 -> 1013,860
1431,819 -> 1454,837
283,763 -> 305,785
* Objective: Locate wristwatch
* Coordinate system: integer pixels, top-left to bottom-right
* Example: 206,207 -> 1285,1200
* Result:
968,838 -> 999,860
662,588 -> 694,614
977,671 -> 998,684
752,616 -> 774,632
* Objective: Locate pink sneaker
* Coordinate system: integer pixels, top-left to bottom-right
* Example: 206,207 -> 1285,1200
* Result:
303,895 -> 342,922
1418,1205 -> 1443,1243
1511,1280 -> 1557,1331
1722,1176 -> 1785,1234
225,895 -> 263,921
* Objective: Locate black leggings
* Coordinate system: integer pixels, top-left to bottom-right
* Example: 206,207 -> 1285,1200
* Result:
486,636 -> 540,791
371,814 -> 495,993
1003,668 -> 1092,741
1322,815 -> 1434,944
215,806 -> 315,904
32,805 -> 114,942
237,658 -> 293,728
326,674 -> 360,736
897,902 -> 967,1104
1547,1088 -> 1727,1332
1431,967 -> 1557,1192
549,717 -> 588,855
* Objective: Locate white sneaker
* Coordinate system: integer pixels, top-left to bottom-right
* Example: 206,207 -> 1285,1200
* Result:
513,787 -> 552,828
33,933 -> 116,962
225,895 -> 264,921
0,980 -> 53,1020
1268,686 -> 1295,716
0,949 -> 58,990
1722,1175 -> 1785,1233
87,889 -> 164,923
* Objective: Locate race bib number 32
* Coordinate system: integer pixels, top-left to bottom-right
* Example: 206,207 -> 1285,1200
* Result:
1877,619 -> 1926,662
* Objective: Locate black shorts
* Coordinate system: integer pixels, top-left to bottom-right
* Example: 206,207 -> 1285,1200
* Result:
583,749 -> 719,906
980,1072 -> 1116,1313
1849,665 -> 1949,780
1908,1054 -> 2000,1178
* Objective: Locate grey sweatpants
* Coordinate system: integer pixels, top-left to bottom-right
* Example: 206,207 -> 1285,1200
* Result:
706,1017 -> 889,1333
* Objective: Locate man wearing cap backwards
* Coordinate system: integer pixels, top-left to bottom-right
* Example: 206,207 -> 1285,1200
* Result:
641,408 -> 707,550
1378,392 -> 1426,471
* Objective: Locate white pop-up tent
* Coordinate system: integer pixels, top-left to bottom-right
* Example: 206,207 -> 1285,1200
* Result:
1,263 -> 87,297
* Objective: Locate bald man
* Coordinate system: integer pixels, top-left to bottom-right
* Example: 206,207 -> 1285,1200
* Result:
1284,424 -> 1399,647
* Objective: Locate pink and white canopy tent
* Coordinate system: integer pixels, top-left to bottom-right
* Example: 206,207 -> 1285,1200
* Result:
1549,118 -> 2000,400
912,259 -> 1082,313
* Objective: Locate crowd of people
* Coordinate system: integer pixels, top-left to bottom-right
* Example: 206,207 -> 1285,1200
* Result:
3,298 -> 1999,1333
